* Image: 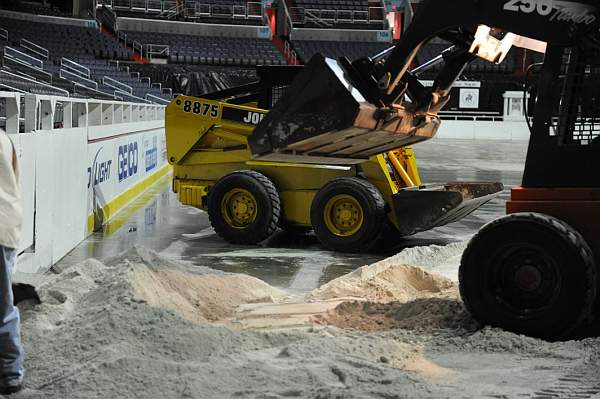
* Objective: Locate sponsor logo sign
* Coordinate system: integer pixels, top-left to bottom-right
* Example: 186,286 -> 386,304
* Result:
118,142 -> 139,182
88,147 -> 112,188
145,137 -> 158,172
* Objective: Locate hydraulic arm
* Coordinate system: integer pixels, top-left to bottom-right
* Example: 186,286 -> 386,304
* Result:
249,0 -> 600,164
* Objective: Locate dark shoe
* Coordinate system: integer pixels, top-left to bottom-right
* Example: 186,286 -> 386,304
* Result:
0,379 -> 23,395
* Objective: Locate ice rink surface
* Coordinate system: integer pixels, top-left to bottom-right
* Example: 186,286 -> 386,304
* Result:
55,138 -> 528,291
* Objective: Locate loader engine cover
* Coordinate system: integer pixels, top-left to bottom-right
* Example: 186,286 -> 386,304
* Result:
249,55 -> 440,165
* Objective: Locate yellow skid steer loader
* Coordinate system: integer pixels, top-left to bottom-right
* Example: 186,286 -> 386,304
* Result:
165,65 -> 502,252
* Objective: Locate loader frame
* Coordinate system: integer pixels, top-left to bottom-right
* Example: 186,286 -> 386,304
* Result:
165,68 -> 423,232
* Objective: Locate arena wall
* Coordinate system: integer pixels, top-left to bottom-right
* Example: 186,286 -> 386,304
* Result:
2,92 -> 168,273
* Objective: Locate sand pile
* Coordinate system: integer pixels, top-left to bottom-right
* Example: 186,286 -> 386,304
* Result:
131,257 -> 283,323
12,247 -> 290,398
314,298 -> 475,333
382,242 -> 467,271
308,245 -> 473,333
11,243 -> 600,398
310,262 -> 456,303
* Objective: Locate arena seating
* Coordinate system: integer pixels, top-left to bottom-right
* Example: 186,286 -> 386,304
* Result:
415,41 -> 516,76
293,40 -> 390,63
1,2 -> 72,17
122,30 -> 286,66
104,0 -> 264,26
294,0 -> 371,13
289,0 -> 385,29
0,69 -> 69,96
127,63 -> 257,96
0,17 -> 132,61
0,16 -> 170,102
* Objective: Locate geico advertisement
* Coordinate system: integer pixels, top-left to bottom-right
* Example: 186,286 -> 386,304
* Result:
87,130 -> 165,214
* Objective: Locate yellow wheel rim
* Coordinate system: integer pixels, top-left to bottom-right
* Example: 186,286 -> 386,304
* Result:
221,188 -> 258,228
323,194 -> 364,237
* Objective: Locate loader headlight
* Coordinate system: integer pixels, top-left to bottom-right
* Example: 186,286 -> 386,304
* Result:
469,25 -> 517,64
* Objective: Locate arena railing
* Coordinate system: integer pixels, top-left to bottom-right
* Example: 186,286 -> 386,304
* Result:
247,2 -> 262,19
283,40 -> 298,65
0,28 -> 8,42
110,0 -> 264,20
131,0 -> 148,11
117,30 -> 128,46
117,30 -> 144,56
0,82 -> 26,94
60,68 -> 99,90
115,89 -> 152,103
195,3 -> 210,16
233,5 -> 246,19
0,70 -> 69,97
368,7 -> 384,23
162,0 -> 176,13
0,91 -> 165,136
73,82 -> 117,100
4,47 -> 44,70
289,7 -> 384,25
113,0 -> 130,9
145,93 -> 169,104
3,57 -> 53,84
20,39 -> 49,60
61,57 -> 92,79
144,44 -> 170,59
147,0 -> 162,13
103,76 -> 133,95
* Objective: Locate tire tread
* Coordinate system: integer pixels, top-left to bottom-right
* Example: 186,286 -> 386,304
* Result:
311,177 -> 386,253
459,212 -> 596,340
208,170 -> 281,245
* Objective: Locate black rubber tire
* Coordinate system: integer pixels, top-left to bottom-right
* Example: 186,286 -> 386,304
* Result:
311,177 -> 386,253
459,212 -> 597,341
207,170 -> 281,245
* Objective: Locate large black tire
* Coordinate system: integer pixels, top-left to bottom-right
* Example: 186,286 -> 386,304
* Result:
311,177 -> 386,253
207,170 -> 281,245
459,212 -> 597,340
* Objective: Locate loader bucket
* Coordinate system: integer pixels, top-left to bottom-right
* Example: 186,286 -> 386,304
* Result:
392,182 -> 505,236
249,54 -> 441,165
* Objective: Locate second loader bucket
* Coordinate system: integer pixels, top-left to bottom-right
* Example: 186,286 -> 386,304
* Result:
249,55 -> 441,165
392,182 -> 505,236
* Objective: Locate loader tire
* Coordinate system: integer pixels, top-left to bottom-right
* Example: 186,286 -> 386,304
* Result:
311,177 -> 386,253
207,170 -> 281,245
459,213 -> 597,341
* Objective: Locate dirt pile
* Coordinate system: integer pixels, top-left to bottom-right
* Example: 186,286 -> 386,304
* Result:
314,298 -> 476,333
13,247 -> 290,398
131,257 -> 283,323
309,245 -> 472,332
310,263 -> 456,303
382,242 -> 467,271
12,244 -> 600,399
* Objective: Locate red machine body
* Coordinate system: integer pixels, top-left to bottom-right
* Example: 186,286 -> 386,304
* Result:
507,188 -> 600,261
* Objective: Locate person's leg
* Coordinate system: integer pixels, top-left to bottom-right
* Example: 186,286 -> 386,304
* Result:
0,246 -> 24,392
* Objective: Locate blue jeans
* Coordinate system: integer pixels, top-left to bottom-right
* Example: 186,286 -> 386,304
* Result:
0,246 -> 24,383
